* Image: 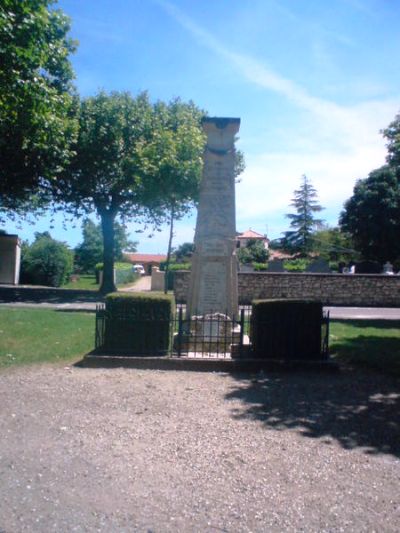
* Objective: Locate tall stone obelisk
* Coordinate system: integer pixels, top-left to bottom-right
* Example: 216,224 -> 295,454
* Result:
187,117 -> 240,318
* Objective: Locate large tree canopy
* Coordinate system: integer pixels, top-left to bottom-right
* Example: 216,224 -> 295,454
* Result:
0,0 -> 77,222
340,165 -> 400,263
55,91 -> 206,293
283,175 -> 324,255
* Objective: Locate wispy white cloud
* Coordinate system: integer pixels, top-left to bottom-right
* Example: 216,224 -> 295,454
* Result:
154,0 -> 399,240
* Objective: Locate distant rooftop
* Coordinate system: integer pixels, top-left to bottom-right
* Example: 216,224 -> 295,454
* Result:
124,253 -> 167,263
237,229 -> 267,240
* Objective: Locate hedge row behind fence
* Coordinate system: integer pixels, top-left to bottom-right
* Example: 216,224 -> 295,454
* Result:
103,292 -> 175,355
250,299 -> 323,360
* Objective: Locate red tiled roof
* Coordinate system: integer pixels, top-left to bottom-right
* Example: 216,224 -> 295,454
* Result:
124,253 -> 167,263
237,229 -> 266,239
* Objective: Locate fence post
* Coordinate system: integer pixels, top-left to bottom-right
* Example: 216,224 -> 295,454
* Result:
239,308 -> 245,358
177,306 -> 183,357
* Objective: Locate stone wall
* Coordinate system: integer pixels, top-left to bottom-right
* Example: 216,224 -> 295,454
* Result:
173,271 -> 400,307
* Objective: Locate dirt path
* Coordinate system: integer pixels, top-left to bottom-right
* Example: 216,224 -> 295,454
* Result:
1,364 -> 399,532
121,275 -> 151,292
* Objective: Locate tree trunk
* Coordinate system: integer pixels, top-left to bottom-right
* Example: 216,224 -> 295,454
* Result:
164,205 -> 175,294
100,210 -> 117,294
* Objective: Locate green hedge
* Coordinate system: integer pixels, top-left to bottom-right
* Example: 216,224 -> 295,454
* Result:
250,299 -> 323,360
103,292 -> 175,355
160,262 -> 191,290
282,259 -> 311,272
253,262 -> 269,271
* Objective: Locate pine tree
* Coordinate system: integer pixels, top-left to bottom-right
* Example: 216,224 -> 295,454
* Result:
283,175 -> 324,255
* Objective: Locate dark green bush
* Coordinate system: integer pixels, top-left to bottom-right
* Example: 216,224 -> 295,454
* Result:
103,292 -> 175,355
253,262 -> 269,271
283,258 -> 310,272
250,299 -> 323,360
160,262 -> 191,290
21,233 -> 74,287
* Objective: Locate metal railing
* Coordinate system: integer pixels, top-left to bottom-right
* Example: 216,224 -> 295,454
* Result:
172,306 -> 249,359
94,304 -> 329,360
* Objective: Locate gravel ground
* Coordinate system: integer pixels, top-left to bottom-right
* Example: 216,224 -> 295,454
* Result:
0,364 -> 399,532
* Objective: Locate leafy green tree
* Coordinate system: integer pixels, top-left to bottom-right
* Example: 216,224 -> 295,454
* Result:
383,111 -> 400,169
21,232 -> 73,287
237,239 -> 269,265
139,99 -> 206,292
311,227 -> 358,265
174,242 -> 195,262
283,175 -> 324,255
74,219 -> 137,273
0,0 -> 77,223
340,165 -> 400,263
54,91 -> 206,293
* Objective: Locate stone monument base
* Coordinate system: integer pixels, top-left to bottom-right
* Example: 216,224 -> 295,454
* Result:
173,313 -> 241,355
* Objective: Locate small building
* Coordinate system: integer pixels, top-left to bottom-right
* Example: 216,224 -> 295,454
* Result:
123,253 -> 167,275
0,234 -> 21,285
236,229 -> 269,249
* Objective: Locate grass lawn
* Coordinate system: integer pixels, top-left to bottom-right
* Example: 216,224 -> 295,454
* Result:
1,308 -> 399,376
61,274 -> 139,290
61,274 -> 98,290
0,307 -> 94,369
330,319 -> 400,377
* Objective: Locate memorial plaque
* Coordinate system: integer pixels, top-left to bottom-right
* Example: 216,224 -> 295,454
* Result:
187,117 -> 240,318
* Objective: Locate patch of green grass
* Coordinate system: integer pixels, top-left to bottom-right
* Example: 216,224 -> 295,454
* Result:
0,308 -> 94,369
61,274 -> 139,290
330,320 -> 400,376
61,274 -> 98,290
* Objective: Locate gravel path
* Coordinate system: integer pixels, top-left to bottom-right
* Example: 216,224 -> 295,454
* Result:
1,364 -> 399,532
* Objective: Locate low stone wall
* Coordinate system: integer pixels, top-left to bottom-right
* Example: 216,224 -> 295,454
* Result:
173,271 -> 400,307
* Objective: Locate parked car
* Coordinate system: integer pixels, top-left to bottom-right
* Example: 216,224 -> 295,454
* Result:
132,264 -> 145,276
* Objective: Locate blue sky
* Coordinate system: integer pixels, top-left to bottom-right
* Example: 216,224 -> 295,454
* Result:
6,0 -> 400,253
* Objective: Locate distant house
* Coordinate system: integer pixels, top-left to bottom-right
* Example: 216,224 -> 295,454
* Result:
236,229 -> 269,249
123,253 -> 167,275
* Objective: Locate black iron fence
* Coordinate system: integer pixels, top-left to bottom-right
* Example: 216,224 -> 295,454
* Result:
95,304 -> 329,360
172,306 -> 250,359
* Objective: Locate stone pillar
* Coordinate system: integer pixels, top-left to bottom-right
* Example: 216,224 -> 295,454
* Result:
187,117 -> 240,318
0,234 -> 21,285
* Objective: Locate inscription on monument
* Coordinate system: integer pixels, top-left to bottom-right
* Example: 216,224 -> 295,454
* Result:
199,262 -> 226,311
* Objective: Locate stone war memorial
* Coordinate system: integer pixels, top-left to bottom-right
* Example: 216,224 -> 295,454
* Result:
180,117 -> 241,354
187,117 -> 240,318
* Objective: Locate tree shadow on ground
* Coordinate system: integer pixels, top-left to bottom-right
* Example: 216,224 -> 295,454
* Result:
226,366 -> 400,457
330,335 -> 400,377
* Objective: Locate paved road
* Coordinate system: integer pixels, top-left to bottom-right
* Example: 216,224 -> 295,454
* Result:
1,279 -> 400,319
326,307 -> 400,320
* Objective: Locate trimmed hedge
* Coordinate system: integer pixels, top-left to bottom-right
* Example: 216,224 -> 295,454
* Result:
250,299 -> 323,360
253,262 -> 269,271
103,292 -> 175,355
160,262 -> 191,290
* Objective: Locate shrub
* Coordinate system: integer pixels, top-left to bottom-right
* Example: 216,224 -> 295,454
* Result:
250,299 -> 324,360
253,262 -> 269,271
159,261 -> 191,271
283,258 -> 310,272
21,233 -> 74,287
103,292 -> 175,355
160,262 -> 191,290
237,239 -> 269,265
